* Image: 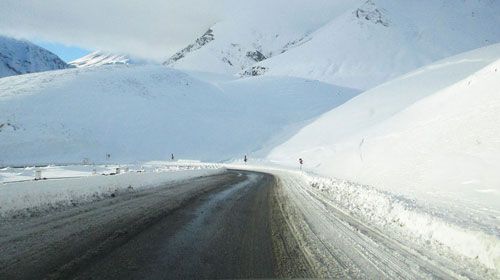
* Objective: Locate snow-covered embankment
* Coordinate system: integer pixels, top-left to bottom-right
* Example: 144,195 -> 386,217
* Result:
266,43 -> 500,276
238,164 -> 500,278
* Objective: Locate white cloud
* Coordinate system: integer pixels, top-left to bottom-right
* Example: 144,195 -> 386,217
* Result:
0,0 -> 358,61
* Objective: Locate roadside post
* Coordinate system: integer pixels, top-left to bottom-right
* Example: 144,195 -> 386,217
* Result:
35,169 -> 42,180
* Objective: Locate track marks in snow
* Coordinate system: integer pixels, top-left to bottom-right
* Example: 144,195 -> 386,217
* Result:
275,171 -> 494,279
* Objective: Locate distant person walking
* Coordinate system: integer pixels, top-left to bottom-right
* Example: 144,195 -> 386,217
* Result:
244,155 -> 248,164
171,153 -> 175,161
299,158 -> 303,170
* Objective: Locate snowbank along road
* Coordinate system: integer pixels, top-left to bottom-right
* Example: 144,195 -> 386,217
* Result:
273,171 -> 494,279
0,169 -> 491,279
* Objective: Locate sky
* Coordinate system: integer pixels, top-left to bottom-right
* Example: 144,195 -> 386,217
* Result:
34,40 -> 91,62
0,0 -> 358,62
0,0 -> 224,62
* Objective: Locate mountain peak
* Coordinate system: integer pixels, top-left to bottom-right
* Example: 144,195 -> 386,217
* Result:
69,51 -> 136,68
0,35 -> 69,78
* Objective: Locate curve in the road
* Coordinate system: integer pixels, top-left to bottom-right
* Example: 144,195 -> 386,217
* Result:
0,170 -> 312,280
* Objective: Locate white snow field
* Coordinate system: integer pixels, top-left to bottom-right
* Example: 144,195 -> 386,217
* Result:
0,64 -> 358,166
166,0 -> 500,90
0,164 -> 224,219
269,43 -> 500,212
0,35 -> 68,78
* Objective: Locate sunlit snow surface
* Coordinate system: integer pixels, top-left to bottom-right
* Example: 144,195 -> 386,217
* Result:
269,44 -> 500,225
0,64 -> 358,166
69,51 -> 132,67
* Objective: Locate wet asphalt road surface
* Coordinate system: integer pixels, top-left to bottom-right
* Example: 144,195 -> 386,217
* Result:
0,170 -> 311,279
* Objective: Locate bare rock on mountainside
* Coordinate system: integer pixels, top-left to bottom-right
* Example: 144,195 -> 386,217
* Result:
355,0 -> 390,27
164,29 -> 215,65
240,65 -> 268,77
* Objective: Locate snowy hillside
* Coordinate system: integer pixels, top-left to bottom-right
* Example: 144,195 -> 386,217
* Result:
256,0 -> 500,89
163,23 -> 310,75
163,1 -> 360,75
70,51 -> 139,67
0,35 -> 68,78
0,65 -> 358,166
166,0 -> 500,90
268,43 -> 500,212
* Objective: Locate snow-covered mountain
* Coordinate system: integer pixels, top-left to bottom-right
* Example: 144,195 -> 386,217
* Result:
166,0 -> 500,90
0,35 -> 69,78
268,43 -> 500,213
0,64 -> 358,166
69,51 -> 139,67
163,23 -> 306,75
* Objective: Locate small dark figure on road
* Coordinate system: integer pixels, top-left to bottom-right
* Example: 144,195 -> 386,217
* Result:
244,155 -> 248,164
299,158 -> 303,170
171,153 -> 175,161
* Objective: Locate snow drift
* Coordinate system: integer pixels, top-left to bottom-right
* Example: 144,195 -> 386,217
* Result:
296,171 -> 500,276
269,43 -> 500,212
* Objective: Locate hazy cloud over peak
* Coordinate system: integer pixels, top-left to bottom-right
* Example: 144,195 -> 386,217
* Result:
0,0 -> 357,61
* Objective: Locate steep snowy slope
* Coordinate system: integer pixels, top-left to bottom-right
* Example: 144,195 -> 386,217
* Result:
255,0 -> 500,89
164,1 -> 361,74
268,43 -> 500,211
165,0 -> 500,90
0,65 -> 358,166
0,35 -> 68,78
163,23 -> 308,74
70,51 -> 140,67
